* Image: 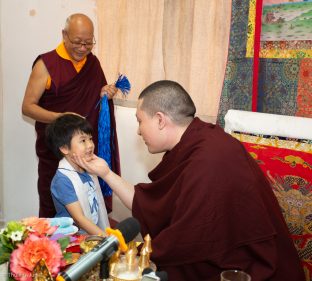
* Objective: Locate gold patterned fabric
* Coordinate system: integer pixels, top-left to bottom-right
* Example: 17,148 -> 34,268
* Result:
232,132 -> 312,281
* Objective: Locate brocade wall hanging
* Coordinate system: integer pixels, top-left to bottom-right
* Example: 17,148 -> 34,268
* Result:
233,132 -> 312,280
217,0 -> 312,127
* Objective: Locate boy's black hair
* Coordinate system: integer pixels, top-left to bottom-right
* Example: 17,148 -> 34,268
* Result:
46,114 -> 93,160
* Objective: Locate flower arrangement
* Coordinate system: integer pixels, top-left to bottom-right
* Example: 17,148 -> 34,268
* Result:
0,217 -> 74,281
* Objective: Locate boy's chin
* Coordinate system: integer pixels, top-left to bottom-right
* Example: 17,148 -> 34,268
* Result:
84,154 -> 94,161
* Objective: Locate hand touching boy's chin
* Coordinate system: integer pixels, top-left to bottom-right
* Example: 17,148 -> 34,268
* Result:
84,151 -> 94,162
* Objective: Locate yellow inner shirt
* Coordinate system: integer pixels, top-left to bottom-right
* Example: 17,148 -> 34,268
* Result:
45,42 -> 87,89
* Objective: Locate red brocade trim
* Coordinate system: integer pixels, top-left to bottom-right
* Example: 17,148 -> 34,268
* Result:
297,59 -> 312,118
251,0 -> 263,112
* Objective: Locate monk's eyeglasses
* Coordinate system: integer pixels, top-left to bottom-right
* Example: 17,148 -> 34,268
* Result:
65,32 -> 96,48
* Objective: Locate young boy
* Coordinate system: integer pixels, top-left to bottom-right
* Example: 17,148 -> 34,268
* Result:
46,114 -> 109,235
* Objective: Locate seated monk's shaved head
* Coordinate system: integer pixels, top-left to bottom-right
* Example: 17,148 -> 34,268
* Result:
138,80 -> 196,126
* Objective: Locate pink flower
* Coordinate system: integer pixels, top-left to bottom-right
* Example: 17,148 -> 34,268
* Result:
10,234 -> 63,281
21,217 -> 57,236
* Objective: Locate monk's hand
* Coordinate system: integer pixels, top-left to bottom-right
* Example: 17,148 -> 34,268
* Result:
72,154 -> 110,179
100,84 -> 118,99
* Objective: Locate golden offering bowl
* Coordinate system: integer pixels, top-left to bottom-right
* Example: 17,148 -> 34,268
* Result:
80,236 -> 102,253
109,255 -> 156,281
78,235 -> 103,281
78,235 -> 156,281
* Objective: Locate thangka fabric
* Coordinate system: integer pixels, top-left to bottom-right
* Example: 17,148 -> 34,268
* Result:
217,0 -> 312,128
232,132 -> 312,280
217,0 -> 253,127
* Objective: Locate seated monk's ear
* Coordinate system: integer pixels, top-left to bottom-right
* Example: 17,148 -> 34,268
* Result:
156,111 -> 166,130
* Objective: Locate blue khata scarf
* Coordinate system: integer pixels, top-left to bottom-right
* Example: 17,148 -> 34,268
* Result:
98,74 -> 131,196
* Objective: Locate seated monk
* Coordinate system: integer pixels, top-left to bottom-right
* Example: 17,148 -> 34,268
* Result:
73,80 -> 305,281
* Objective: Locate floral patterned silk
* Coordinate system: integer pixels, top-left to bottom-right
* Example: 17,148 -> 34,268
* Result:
232,132 -> 312,281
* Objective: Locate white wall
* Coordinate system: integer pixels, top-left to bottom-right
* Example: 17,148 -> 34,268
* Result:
0,0 -> 161,222
113,106 -> 163,222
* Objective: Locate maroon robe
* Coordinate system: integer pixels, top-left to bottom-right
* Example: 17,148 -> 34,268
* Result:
132,118 -> 304,281
35,50 -> 120,217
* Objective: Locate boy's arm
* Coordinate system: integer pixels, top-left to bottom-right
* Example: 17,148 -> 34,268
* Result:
66,202 -> 105,235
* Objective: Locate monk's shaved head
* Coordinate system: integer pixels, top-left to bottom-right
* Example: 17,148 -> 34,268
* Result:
64,13 -> 94,35
62,13 -> 95,63
138,80 -> 196,126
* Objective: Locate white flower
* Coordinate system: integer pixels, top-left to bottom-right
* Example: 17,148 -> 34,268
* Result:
0,228 -> 5,235
10,231 -> 23,241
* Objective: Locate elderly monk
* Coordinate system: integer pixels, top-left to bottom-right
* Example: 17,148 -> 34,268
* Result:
73,80 -> 305,281
22,13 -> 120,218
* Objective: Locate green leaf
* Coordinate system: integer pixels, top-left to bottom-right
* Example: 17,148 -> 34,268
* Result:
0,244 -> 12,264
57,237 -> 70,251
0,236 -> 14,251
63,252 -> 73,262
0,252 -> 10,264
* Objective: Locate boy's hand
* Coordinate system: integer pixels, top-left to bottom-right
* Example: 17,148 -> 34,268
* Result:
72,154 -> 110,178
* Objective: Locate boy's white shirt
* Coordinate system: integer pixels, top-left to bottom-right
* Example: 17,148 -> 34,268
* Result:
58,158 -> 110,230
